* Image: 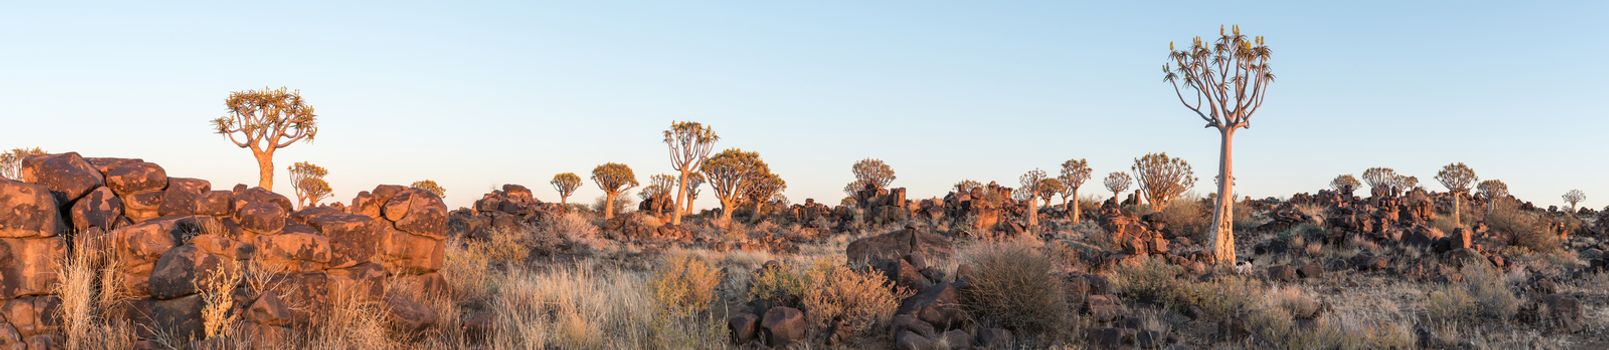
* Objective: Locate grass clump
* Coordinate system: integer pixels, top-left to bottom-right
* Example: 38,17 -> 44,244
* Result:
651,253 -> 722,315
959,240 -> 1073,337
1426,262 -> 1518,323
799,260 -> 911,338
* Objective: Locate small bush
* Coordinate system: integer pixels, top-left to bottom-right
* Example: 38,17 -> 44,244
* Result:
1109,257 -> 1196,308
959,241 -> 1072,336
749,262 -> 810,305
1426,262 -> 1518,323
1488,201 -> 1562,255
1156,196 -> 1209,239
652,254 -> 722,315
799,260 -> 911,337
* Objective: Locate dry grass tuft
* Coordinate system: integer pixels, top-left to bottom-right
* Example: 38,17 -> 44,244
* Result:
959,240 -> 1073,338
651,253 -> 722,315
799,259 -> 911,338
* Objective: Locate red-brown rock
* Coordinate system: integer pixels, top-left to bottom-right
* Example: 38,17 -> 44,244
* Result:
69,186 -> 123,232
104,161 -> 167,196
0,180 -> 65,239
19,152 -> 104,203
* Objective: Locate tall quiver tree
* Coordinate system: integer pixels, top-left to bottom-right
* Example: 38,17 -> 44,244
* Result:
703,149 -> 769,226
664,121 -> 718,225
1060,159 -> 1093,223
592,163 -> 639,219
1104,172 -> 1131,204
551,172 -> 583,206
1331,174 -> 1361,196
1563,189 -> 1586,213
1164,25 -> 1274,264
1037,178 -> 1065,208
1020,169 -> 1048,229
1435,163 -> 1477,226
287,161 -> 331,209
212,87 -> 319,191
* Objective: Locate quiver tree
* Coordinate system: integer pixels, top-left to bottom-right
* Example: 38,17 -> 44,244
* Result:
287,161 -> 331,209
1037,178 -> 1065,208
847,158 -> 896,194
1131,153 -> 1196,212
1396,175 -> 1419,192
664,121 -> 718,225
1104,172 -> 1132,204
702,149 -> 770,225
1476,179 -> 1508,204
1434,162 -> 1477,226
1362,167 -> 1398,197
745,172 -> 786,223
410,180 -> 446,199
0,147 -> 46,180
640,174 -> 677,218
1019,169 -> 1048,229
955,180 -> 982,193
591,163 -> 639,219
211,86 -> 319,190
684,172 -> 705,215
1060,159 -> 1093,223
1563,189 -> 1586,212
1331,174 -> 1361,195
550,172 -> 583,206
1164,25 -> 1274,265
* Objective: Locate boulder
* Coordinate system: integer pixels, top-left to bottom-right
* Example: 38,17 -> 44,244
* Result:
151,294 -> 204,341
1536,294 -> 1584,333
148,245 -> 238,300
69,186 -> 123,232
231,187 -> 294,214
895,330 -> 935,350
1085,294 -> 1122,323
193,191 -> 233,217
305,212 -> 381,269
0,238 -> 66,298
158,177 -> 211,217
104,161 -> 167,196
380,229 -> 444,274
325,263 -> 388,303
760,306 -> 807,347
383,189 -> 448,238
236,202 -> 289,235
254,232 -> 331,273
897,282 -> 966,329
975,328 -> 1014,349
351,185 -> 407,220
937,329 -> 970,349
19,152 -> 104,203
0,180 -> 65,239
384,293 -> 438,334
245,293 -> 296,327
0,296 -> 61,338
847,226 -> 953,266
727,313 -> 760,345
123,191 -> 165,222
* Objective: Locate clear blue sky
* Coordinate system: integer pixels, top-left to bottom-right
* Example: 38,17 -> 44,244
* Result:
2,1 -> 1604,210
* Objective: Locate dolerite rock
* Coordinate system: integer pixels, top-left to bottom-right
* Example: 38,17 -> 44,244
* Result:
151,294 -> 205,341
0,237 -> 66,298
158,177 -> 211,217
326,263 -> 388,303
383,188 -> 448,239
890,314 -> 936,339
236,201 -> 289,235
123,191 -> 165,222
727,312 -> 761,344
895,330 -> 935,350
19,152 -> 104,203
760,306 -> 807,346
847,226 -> 954,265
245,292 -> 296,327
231,187 -> 294,216
897,282 -> 966,329
1268,265 -> 1299,283
70,186 -> 123,232
975,328 -> 1014,349
302,210 -> 380,269
104,160 -> 167,196
0,180 -> 66,239
254,232 -> 331,273
351,185 -> 407,220
937,329 -> 970,349
1534,294 -> 1584,333
110,217 -> 188,297
380,228 -> 444,274
193,191 -> 233,217
148,245 -> 238,300
384,293 -> 438,334
1,296 -> 61,340
1085,294 -> 1122,322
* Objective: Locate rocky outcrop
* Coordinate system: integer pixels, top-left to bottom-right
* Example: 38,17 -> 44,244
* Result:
0,153 -> 448,347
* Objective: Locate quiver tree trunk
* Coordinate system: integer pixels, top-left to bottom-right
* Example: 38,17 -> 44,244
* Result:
672,169 -> 690,225
1208,129 -> 1237,264
604,192 -> 618,219
254,149 -> 275,190
1070,189 -> 1082,224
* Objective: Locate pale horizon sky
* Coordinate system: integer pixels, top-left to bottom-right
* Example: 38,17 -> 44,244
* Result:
2,1 -> 1605,211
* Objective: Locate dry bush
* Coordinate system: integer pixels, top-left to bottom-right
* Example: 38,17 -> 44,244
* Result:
959,240 -> 1072,337
651,254 -> 722,315
195,262 -> 245,340
1109,257 -> 1196,308
442,238 -> 496,304
480,226 -> 533,264
798,260 -> 911,338
1156,196 -> 1209,239
487,265 -> 727,349
546,211 -> 605,248
1426,262 -> 1518,323
1487,201 -> 1562,255
749,262 -> 810,305
56,232 -> 140,350
300,282 -> 396,349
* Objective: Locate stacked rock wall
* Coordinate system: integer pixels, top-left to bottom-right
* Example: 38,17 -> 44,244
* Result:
0,152 -> 446,347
